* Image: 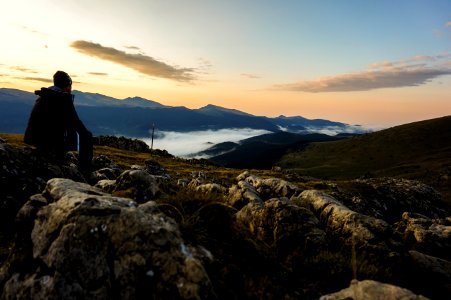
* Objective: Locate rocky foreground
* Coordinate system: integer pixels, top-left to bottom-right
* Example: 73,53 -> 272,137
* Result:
0,136 -> 450,299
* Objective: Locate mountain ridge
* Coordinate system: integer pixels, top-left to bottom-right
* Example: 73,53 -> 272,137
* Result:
0,88 -> 361,137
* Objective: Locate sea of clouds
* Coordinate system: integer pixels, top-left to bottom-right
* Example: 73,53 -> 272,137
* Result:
140,125 -> 376,158
141,128 -> 271,157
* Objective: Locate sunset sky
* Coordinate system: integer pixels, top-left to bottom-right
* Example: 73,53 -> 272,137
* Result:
1,0 -> 450,128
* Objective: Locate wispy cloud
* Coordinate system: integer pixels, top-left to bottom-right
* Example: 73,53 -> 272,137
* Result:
18,77 -> 52,83
124,45 -> 141,51
88,72 -> 108,76
70,40 -> 196,82
446,21 -> 451,27
10,66 -> 38,73
241,73 -> 261,79
273,54 -> 451,93
21,26 -> 48,37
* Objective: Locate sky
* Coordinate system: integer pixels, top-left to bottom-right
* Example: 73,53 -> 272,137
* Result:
1,0 -> 450,128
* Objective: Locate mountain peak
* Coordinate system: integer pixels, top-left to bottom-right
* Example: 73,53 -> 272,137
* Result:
121,96 -> 166,108
197,104 -> 252,116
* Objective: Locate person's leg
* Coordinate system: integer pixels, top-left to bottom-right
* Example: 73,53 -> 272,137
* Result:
78,131 -> 93,172
64,129 -> 78,152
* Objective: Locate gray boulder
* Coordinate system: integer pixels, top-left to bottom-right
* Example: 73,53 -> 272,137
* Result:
227,180 -> 263,209
1,178 -> 212,300
396,212 -> 451,260
195,183 -> 227,195
237,171 -> 300,199
233,197 -> 327,267
297,190 -> 392,248
109,170 -> 162,203
407,250 -> 451,296
330,178 -> 448,223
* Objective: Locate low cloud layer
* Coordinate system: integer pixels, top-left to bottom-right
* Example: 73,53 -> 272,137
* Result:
71,40 -> 196,82
141,128 -> 270,157
273,54 -> 451,92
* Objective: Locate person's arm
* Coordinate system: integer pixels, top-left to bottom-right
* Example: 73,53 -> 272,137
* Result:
64,96 -> 91,135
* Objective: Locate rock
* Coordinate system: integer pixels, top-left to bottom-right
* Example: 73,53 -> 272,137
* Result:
0,140 -> 84,237
1,178 -> 212,299
330,178 -> 448,223
227,180 -> 263,209
396,212 -> 451,260
271,166 -> 282,172
298,190 -> 392,248
233,197 -> 327,267
187,178 -> 202,189
407,250 -> 451,296
195,183 -> 227,195
191,171 -> 207,181
409,250 -> 451,280
111,170 -> 162,203
320,279 -> 429,300
177,178 -> 190,187
144,159 -> 169,177
94,167 -> 121,180
91,155 -> 122,172
93,135 -> 151,153
237,171 -> 300,199
94,179 -> 117,192
131,159 -> 170,179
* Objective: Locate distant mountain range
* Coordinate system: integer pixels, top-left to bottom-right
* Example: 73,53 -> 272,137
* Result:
0,88 -> 364,137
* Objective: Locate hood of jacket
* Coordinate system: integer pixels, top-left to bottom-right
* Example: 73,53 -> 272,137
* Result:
35,87 -> 74,101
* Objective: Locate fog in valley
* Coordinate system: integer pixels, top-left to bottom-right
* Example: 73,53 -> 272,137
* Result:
141,128 -> 271,157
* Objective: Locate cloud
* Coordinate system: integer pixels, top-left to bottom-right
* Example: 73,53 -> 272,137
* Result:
124,45 -> 141,51
9,66 -> 38,73
141,128 -> 270,157
88,72 -> 108,76
446,21 -> 451,27
198,58 -> 212,68
21,26 -> 48,37
410,55 -> 435,62
70,40 -> 196,82
241,73 -> 261,79
273,54 -> 451,92
19,77 -> 52,83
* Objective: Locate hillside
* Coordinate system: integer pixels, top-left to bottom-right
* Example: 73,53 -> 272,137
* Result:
278,115 -> 451,202
1,133 -> 450,299
0,134 -> 451,299
206,131 -> 344,169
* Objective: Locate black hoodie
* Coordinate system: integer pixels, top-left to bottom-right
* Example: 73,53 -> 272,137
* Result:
24,87 -> 90,156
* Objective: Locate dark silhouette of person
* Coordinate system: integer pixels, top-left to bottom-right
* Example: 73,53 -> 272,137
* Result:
24,71 -> 93,172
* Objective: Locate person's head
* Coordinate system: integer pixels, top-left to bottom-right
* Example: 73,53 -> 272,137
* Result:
53,71 -> 72,92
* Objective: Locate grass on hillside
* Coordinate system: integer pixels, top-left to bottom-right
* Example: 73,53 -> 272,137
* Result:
1,132 -> 448,298
0,133 -> 280,187
278,116 -> 451,204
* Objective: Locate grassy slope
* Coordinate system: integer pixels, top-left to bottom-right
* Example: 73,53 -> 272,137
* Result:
0,133 -> 278,187
278,115 -> 451,202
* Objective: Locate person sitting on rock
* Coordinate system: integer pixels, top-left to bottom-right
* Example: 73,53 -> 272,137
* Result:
24,71 -> 93,172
